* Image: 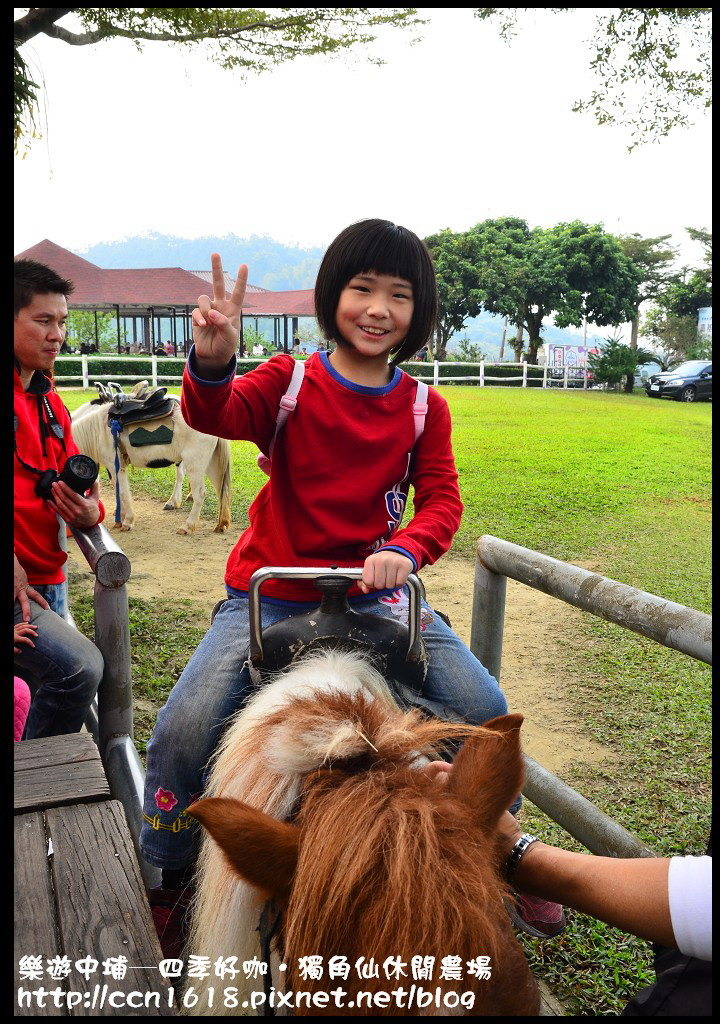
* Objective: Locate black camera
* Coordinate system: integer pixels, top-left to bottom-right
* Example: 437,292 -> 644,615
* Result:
34,454 -> 99,501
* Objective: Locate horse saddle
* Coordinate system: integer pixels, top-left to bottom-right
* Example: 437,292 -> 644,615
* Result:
106,387 -> 176,427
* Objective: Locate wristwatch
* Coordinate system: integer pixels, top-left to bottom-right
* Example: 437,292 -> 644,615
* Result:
506,833 -> 539,886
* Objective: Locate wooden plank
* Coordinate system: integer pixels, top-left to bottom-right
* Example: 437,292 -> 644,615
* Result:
14,812 -> 67,1016
14,733 -> 101,772
48,801 -> 175,1016
14,735 -> 110,813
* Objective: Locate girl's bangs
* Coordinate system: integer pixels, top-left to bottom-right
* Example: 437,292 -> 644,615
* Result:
350,225 -> 423,285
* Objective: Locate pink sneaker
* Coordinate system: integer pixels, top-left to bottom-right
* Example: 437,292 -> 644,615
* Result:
148,886 -> 194,959
506,893 -> 567,938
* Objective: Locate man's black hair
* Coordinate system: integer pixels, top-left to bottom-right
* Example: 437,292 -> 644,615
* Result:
314,219 -> 437,366
14,259 -> 75,316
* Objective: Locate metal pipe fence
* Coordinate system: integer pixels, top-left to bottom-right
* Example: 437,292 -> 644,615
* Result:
69,523 -> 160,887
470,535 -> 711,857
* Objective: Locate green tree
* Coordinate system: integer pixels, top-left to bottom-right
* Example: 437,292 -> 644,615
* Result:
588,337 -> 656,392
67,310 -> 123,352
615,234 -> 677,350
640,226 -> 712,362
451,337 -> 486,362
657,228 -> 712,317
474,8 -> 712,149
463,217 -> 641,365
424,229 -> 486,361
641,309 -> 703,366
14,8 -> 422,153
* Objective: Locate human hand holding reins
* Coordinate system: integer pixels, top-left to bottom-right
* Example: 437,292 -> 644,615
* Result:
192,254 -> 248,378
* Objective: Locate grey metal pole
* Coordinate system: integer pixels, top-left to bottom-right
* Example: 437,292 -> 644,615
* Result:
69,523 -> 131,588
94,580 -> 134,752
470,556 -> 507,681
477,535 -> 711,665
104,734 -> 161,888
523,755 -> 655,859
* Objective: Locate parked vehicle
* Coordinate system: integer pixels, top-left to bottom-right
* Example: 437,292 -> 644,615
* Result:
645,361 -> 712,402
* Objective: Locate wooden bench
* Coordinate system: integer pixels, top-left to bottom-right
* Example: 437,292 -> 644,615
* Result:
14,734 -> 175,1016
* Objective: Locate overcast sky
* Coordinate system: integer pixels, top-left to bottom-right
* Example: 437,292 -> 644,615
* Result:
14,8 -> 711,274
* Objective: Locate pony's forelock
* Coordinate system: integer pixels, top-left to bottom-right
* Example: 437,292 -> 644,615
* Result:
187,649 -> 538,1016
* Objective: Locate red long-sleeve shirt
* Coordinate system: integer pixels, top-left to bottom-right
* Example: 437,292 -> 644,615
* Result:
182,351 -> 463,602
14,369 -> 104,584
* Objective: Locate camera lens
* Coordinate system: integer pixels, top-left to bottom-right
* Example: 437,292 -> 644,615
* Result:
60,454 -> 99,494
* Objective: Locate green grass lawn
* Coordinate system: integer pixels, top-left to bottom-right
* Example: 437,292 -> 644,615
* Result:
62,384 -> 711,1016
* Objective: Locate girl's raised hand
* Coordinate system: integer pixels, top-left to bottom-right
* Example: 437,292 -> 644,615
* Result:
192,254 -> 249,374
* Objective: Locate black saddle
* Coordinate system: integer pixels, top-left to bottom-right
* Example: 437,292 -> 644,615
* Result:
96,382 -> 176,427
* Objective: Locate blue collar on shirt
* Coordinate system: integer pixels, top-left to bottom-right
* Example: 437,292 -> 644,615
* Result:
319,351 -> 402,395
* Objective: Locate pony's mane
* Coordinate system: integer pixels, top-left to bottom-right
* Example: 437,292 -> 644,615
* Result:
286,723 -> 516,995
188,650 -> 529,1015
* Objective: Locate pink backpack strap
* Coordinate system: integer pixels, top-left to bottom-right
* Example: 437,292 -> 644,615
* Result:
257,359 -> 306,475
413,381 -> 428,444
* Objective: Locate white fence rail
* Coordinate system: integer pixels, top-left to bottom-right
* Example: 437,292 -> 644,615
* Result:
55,355 -> 591,391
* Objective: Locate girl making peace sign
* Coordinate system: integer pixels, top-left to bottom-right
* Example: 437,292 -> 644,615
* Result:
141,219 -> 564,950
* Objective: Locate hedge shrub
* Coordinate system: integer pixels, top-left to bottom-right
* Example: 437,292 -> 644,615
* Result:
54,355 -> 548,389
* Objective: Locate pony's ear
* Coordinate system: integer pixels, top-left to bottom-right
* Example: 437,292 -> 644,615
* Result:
448,713 -> 525,830
188,797 -> 300,903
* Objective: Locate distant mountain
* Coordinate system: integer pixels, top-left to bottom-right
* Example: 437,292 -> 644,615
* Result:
77,232 -> 324,292
75,232 -> 611,353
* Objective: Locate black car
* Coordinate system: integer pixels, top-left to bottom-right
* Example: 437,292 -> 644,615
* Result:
645,361 -> 712,402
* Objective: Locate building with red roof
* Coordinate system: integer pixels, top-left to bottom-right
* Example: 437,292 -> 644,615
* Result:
15,240 -> 317,355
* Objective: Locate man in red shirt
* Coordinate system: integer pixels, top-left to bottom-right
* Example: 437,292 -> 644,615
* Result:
14,259 -> 104,738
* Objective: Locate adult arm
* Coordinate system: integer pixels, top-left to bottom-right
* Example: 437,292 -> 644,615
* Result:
14,553 -> 50,620
48,478 -> 102,529
513,838 -> 675,948
499,811 -> 712,956
427,768 -> 710,958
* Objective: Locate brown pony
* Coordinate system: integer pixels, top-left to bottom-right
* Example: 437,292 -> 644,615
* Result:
187,650 -> 539,1017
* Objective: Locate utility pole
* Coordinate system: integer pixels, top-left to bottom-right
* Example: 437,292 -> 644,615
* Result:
499,317 -> 508,361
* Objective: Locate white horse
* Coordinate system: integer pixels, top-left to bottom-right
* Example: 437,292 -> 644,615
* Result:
71,383 -> 232,535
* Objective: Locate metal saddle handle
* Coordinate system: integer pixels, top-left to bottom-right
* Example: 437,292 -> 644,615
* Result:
248,566 -> 424,667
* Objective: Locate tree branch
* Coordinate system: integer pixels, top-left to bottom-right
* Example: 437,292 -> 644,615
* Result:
14,8 -> 74,45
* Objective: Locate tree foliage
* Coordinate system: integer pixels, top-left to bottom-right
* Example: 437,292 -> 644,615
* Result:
657,227 -> 712,317
641,309 -> 705,365
67,310 -> 122,351
639,226 -> 712,361
587,337 -> 656,392
14,8 -> 422,153
451,337 -> 487,362
615,234 -> 677,349
474,8 -> 712,149
423,229 -> 486,360
461,217 -> 641,364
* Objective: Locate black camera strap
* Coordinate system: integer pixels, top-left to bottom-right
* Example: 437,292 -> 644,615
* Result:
14,392 -> 68,477
39,393 -> 67,455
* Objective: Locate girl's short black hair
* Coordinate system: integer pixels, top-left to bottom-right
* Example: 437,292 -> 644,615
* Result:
314,219 -> 437,365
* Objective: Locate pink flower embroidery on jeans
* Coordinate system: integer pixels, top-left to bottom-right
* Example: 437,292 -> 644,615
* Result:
378,588 -> 433,631
155,787 -> 178,812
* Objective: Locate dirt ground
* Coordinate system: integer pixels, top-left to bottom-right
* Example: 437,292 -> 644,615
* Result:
68,488 -> 613,776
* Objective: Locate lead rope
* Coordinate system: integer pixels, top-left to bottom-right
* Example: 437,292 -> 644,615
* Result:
109,418 -> 124,525
257,900 -> 283,1016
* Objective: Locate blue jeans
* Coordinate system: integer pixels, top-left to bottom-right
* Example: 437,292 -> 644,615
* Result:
14,586 -> 104,739
140,589 -> 511,870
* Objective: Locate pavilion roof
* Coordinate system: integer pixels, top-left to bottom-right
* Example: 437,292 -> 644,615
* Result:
15,240 -> 313,313
241,289 -> 316,316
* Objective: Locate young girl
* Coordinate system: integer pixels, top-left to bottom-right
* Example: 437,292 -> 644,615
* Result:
141,219 -> 563,946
